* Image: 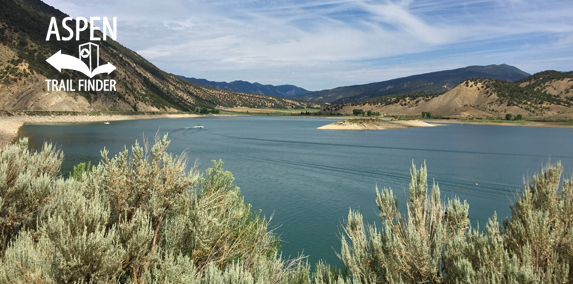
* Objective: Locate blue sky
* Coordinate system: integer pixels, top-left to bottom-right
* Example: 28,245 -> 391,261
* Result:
43,0 -> 573,91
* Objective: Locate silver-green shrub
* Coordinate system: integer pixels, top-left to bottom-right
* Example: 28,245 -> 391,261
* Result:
2,137 -> 572,284
340,162 -> 469,283
340,162 -> 573,284
446,163 -> 573,283
0,135 -> 311,284
0,138 -> 62,256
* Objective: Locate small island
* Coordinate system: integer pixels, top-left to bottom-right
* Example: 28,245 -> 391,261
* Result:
317,118 -> 436,130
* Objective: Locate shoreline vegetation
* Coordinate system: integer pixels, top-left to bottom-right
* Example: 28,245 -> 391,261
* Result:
2,109 -> 573,149
437,118 -> 573,128
0,112 -> 199,149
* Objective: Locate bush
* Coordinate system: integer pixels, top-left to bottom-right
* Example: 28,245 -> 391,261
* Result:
341,162 -> 469,283
2,138 -> 572,283
506,113 -> 513,120
212,109 -> 220,114
340,162 -> 573,283
0,136 -> 312,283
0,138 -> 62,256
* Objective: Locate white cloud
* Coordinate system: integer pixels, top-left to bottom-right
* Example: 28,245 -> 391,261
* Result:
42,0 -> 573,90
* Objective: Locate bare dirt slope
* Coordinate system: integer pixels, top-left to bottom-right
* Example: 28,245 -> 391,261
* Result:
333,74 -> 573,120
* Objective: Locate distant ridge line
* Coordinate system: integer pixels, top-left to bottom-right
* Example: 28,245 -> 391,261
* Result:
179,76 -> 310,98
293,64 -> 530,103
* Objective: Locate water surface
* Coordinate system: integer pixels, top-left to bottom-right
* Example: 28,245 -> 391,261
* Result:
19,117 -> 573,266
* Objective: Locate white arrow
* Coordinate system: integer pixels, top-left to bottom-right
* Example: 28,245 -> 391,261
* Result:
92,63 -> 116,75
46,50 -> 116,78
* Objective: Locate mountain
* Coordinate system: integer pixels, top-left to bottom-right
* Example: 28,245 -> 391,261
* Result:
517,70 -> 573,98
294,64 -> 530,103
323,70 -> 573,119
179,76 -> 310,98
0,0 -> 308,112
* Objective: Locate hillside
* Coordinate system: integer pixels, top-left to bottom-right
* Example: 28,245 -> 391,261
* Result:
0,0 -> 308,112
179,76 -> 310,98
517,70 -> 573,98
294,64 -> 530,103
324,70 -> 573,120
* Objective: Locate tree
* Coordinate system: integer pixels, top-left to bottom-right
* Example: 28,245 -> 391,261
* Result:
506,113 -> 513,120
367,110 -> 372,116
515,114 -> 523,120
200,108 -> 209,114
211,109 -> 220,114
353,109 -> 364,116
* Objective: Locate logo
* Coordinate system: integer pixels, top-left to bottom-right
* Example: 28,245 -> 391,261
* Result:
46,43 -> 116,78
44,17 -> 118,92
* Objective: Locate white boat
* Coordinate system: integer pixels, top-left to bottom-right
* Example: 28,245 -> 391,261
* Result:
104,121 -> 110,125
192,124 -> 204,129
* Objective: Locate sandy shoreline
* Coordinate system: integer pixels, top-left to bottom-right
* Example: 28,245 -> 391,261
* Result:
0,114 -> 199,149
3,114 -> 571,149
433,119 -> 573,128
317,119 -> 436,130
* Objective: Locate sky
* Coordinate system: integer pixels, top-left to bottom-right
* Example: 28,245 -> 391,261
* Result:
42,0 -> 573,91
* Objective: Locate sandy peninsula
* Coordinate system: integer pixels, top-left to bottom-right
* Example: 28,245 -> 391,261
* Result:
0,113 -> 199,149
317,119 -> 436,130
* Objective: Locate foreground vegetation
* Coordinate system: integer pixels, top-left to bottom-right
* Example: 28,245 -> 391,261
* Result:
1,137 -> 572,283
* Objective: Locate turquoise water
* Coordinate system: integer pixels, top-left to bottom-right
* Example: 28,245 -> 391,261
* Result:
19,116 -> 573,267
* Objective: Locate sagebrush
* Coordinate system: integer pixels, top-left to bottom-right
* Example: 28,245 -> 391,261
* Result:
0,137 -> 571,283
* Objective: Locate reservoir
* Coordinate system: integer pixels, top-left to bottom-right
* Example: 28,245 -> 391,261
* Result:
18,116 -> 573,267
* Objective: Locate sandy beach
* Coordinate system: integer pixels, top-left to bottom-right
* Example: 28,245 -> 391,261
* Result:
434,119 -> 573,128
0,113 -> 199,149
317,119 -> 436,130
